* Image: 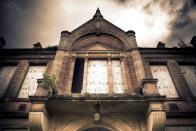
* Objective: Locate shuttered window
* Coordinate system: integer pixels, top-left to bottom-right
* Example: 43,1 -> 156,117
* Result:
180,65 -> 196,96
18,66 -> 46,98
150,65 -> 178,98
0,66 -> 17,97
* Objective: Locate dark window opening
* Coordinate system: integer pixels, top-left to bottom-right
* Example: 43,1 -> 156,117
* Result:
169,103 -> 179,112
71,58 -> 85,93
18,104 -> 27,112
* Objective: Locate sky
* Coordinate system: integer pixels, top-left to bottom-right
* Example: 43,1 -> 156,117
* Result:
0,0 -> 195,48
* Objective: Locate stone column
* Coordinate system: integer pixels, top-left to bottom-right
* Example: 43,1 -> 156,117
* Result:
167,60 -> 192,97
82,58 -> 88,94
66,57 -> 75,95
130,50 -> 146,85
108,58 -> 114,95
120,58 -> 129,94
146,102 -> 166,131
29,103 -> 48,131
6,60 -> 29,97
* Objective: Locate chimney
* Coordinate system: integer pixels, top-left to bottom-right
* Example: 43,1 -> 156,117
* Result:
190,36 -> 196,48
0,37 -> 6,49
157,41 -> 166,48
33,42 -> 42,49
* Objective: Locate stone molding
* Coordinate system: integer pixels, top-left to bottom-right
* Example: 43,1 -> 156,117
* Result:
142,79 -> 160,96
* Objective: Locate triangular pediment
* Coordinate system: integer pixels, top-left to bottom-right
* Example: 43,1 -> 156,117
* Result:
86,44 -> 110,51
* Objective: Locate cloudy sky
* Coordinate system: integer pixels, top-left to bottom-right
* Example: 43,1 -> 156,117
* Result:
0,0 -> 195,48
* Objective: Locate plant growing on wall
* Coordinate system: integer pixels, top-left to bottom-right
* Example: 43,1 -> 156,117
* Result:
40,73 -> 58,96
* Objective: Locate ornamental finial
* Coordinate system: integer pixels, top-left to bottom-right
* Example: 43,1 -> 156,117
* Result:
93,8 -> 103,19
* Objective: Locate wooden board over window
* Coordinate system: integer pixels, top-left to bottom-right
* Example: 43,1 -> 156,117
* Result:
150,65 -> 178,98
17,66 -> 46,98
87,60 -> 109,94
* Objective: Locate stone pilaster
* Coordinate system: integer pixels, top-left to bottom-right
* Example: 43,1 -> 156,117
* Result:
124,57 -> 135,93
6,60 -> 29,97
146,102 -> 166,131
51,50 -> 68,81
167,60 -> 193,97
143,61 -> 152,79
108,58 -> 114,95
82,58 -> 88,94
130,50 -> 146,85
46,60 -> 53,74
29,103 -> 48,131
66,57 -> 75,95
58,56 -> 71,95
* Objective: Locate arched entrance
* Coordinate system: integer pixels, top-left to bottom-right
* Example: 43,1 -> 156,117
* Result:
83,127 -> 111,131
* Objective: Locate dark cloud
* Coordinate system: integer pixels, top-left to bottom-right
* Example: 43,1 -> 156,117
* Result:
167,0 -> 196,46
0,0 -> 40,48
0,0 -> 195,48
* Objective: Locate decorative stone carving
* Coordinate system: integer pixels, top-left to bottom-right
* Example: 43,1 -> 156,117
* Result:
147,111 -> 166,131
146,102 -> 166,131
29,104 -> 48,131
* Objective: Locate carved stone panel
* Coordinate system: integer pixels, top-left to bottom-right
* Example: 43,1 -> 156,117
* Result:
0,66 -> 17,97
150,65 -> 178,98
180,65 -> 196,96
112,60 -> 124,94
18,66 -> 46,98
87,60 -> 108,94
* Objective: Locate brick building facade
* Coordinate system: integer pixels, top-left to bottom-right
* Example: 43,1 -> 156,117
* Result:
0,9 -> 196,131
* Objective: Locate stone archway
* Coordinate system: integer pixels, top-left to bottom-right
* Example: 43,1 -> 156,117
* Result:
62,117 -> 133,131
83,127 -> 111,131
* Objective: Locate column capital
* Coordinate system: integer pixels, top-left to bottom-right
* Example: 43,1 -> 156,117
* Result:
146,102 -> 166,131
29,103 -> 48,131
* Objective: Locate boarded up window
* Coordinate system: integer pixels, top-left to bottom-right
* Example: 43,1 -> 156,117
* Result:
150,65 -> 178,98
18,66 -> 46,98
87,60 -> 108,94
0,66 -> 16,97
112,60 -> 124,94
166,126 -> 196,131
180,65 -> 196,96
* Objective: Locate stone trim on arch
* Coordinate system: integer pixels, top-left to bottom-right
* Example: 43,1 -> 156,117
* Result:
70,34 -> 125,51
62,117 -> 133,131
